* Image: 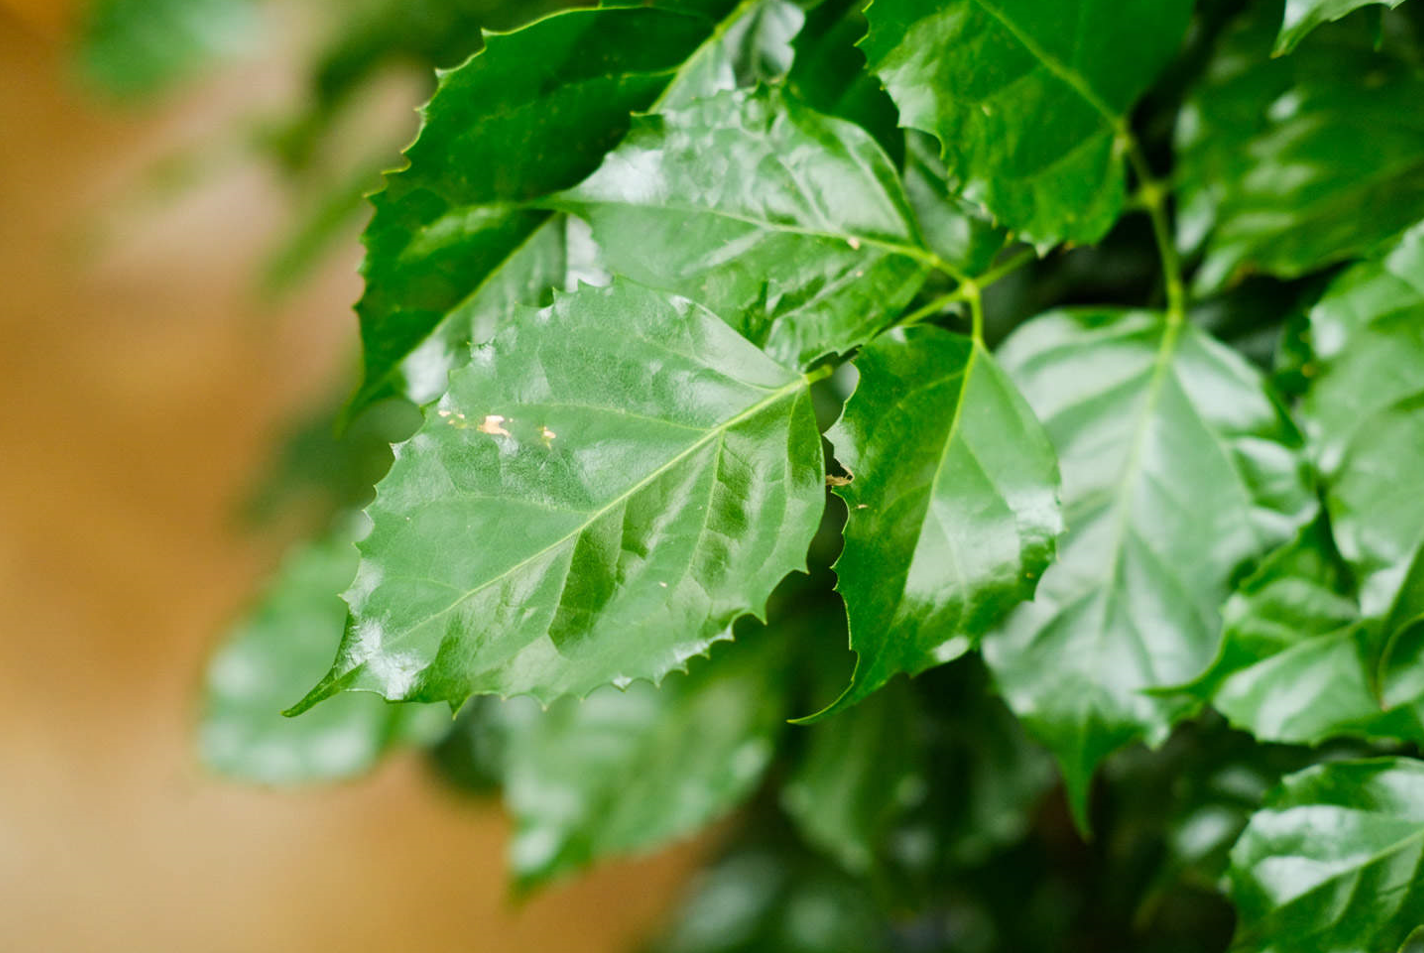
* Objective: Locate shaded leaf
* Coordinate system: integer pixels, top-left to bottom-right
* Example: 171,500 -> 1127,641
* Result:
294,281 -> 825,711
902,132 -> 1010,280
824,325 -> 1061,713
199,519 -> 443,784
557,87 -> 931,368
77,0 -> 258,100
1228,758 -> 1424,953
861,0 -> 1193,246
502,634 -> 787,888
982,309 -> 1314,827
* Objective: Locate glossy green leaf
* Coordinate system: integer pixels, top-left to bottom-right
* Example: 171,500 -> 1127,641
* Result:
502,634 -> 787,888
1275,0 -> 1412,54
556,87 -> 931,368
1177,8 -> 1424,290
1196,521 -> 1375,737
1190,517 -> 1424,745
824,326 -> 1061,713
861,0 -> 1193,247
1300,224 -> 1424,635
656,0 -> 805,110
1228,757 -> 1424,953
981,309 -> 1314,827
781,680 -> 923,873
199,520 -> 443,784
348,1 -> 778,415
293,281 -> 825,711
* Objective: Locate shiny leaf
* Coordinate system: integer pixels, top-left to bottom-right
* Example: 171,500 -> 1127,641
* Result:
293,281 -> 825,711
825,326 -> 1061,713
556,87 -> 931,369
1275,0 -> 1412,54
901,132 -> 1010,279
861,0 -> 1193,246
348,1 -> 777,415
1300,224 -> 1424,634
1228,758 -> 1424,953
199,520 -> 442,784
982,309 -> 1314,827
1177,8 -> 1424,290
502,634 -> 787,888
1191,517 -> 1424,745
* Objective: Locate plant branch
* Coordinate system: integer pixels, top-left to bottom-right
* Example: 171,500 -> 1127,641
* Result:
1121,128 -> 1186,323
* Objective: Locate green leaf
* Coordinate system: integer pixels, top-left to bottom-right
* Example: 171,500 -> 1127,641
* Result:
823,326 -> 1061,714
1190,518 -> 1424,745
781,679 -> 924,873
656,0 -> 805,110
293,281 -> 825,711
198,520 -> 443,784
502,634 -> 787,888
1275,0 -> 1412,55
1228,757 -> 1424,953
556,87 -> 931,368
1300,224 -> 1424,633
1177,8 -> 1424,290
348,1 -> 779,415
861,0 -> 1193,247
981,309 -> 1314,828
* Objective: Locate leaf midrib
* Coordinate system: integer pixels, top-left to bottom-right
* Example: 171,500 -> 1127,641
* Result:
369,375 -> 810,649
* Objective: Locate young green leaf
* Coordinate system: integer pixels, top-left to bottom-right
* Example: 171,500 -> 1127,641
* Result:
1177,8 -> 1424,290
824,326 -> 1061,714
502,634 -> 787,888
1300,224 -> 1424,635
861,0 -> 1193,247
1191,518 -> 1424,745
1228,758 -> 1424,953
556,87 -> 931,368
1275,0 -> 1413,55
655,0 -> 805,110
981,309 -> 1314,828
292,281 -> 825,712
348,1 -> 789,415
901,132 -> 1010,279
781,679 -> 924,873
199,520 -> 443,784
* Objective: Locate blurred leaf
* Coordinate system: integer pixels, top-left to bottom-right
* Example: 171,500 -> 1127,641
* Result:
646,837 -> 891,953
1177,5 -> 1424,290
502,632 -> 788,889
782,679 -> 923,874
198,518 -> 444,784
77,0 -> 258,100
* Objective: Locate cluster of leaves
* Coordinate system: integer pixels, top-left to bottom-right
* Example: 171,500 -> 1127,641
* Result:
177,0 -> 1424,949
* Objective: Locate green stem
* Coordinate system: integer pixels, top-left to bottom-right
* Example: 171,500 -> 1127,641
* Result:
1121,129 -> 1186,323
897,247 -> 1036,331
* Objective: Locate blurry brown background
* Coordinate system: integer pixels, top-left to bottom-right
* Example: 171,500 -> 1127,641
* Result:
0,5 -> 698,950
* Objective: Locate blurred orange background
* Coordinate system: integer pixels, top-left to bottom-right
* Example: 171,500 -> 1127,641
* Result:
0,4 -> 698,950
